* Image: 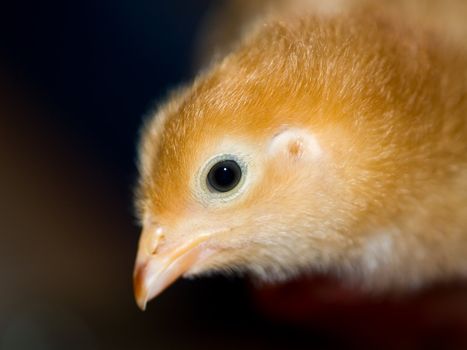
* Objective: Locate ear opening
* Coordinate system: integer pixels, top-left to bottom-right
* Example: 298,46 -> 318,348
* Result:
268,127 -> 322,161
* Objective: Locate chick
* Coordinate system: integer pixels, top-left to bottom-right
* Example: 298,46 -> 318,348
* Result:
133,2 -> 467,310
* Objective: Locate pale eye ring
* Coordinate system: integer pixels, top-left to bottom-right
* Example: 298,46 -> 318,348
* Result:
207,159 -> 242,193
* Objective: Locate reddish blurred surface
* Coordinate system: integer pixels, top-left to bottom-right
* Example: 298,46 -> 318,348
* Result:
253,276 -> 467,349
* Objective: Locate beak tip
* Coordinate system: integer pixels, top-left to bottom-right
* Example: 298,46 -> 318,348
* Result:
133,264 -> 148,311
137,299 -> 147,311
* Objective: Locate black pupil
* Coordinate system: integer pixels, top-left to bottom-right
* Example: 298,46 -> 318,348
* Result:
207,160 -> 242,193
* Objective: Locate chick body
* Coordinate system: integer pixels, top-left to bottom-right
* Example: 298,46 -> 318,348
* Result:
134,1 -> 467,308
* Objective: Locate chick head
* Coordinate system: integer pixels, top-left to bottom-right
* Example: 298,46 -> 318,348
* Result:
133,15 -> 424,309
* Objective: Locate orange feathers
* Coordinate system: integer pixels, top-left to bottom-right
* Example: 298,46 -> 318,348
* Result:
133,1 -> 467,308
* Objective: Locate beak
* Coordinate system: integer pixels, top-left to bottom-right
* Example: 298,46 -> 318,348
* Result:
133,226 -> 213,310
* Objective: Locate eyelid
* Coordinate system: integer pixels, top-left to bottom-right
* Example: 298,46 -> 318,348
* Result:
193,153 -> 249,205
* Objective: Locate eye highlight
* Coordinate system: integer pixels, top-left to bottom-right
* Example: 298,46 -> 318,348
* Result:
207,160 -> 242,193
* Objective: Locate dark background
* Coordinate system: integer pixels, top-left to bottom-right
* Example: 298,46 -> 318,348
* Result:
1,1 -> 467,349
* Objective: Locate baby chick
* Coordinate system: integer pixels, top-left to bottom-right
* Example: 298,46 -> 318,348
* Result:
133,2 -> 467,310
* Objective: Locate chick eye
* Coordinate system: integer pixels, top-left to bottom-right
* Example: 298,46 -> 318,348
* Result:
207,160 -> 242,193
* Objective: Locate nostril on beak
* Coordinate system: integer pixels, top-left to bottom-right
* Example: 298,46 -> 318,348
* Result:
150,227 -> 165,255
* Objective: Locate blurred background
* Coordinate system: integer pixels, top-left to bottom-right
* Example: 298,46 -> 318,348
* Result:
1,1 -> 467,349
